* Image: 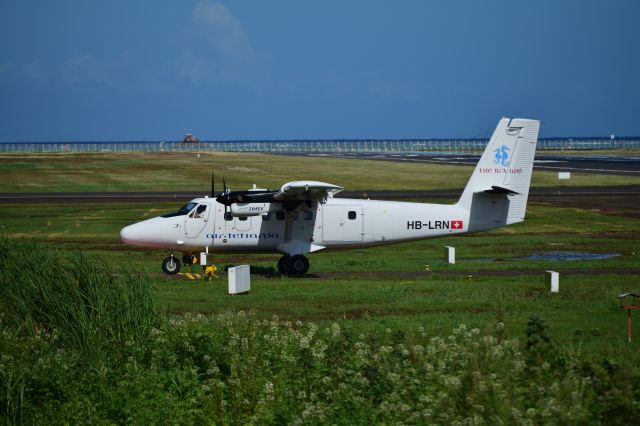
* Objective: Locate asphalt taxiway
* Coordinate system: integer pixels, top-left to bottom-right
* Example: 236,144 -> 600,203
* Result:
288,152 -> 640,176
1,186 -> 639,215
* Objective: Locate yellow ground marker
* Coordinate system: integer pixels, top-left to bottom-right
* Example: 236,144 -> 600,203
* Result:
178,272 -> 201,280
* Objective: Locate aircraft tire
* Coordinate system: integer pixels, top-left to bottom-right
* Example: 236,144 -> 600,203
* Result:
277,255 -> 291,275
162,256 -> 181,275
288,255 -> 309,276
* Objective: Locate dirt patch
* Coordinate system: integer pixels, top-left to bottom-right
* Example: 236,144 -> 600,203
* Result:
531,192 -> 640,218
158,268 -> 640,282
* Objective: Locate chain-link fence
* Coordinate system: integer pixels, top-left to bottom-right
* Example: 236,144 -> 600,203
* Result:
1,138 -> 638,154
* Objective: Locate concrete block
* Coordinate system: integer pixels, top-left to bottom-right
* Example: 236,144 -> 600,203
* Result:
546,270 -> 559,293
228,265 -> 250,295
444,246 -> 455,264
558,172 -> 571,179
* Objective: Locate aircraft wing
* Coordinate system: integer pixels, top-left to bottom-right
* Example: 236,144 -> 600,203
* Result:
273,181 -> 343,203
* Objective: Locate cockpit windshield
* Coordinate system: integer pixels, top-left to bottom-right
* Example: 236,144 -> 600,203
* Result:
161,202 -> 198,218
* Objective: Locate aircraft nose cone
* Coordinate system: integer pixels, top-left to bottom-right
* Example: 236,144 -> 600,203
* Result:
120,218 -> 166,248
120,223 -> 141,244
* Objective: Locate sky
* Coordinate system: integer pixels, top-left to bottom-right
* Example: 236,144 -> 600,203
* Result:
1,0 -> 639,142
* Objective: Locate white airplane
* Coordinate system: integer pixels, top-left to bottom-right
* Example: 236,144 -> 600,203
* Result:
121,117 -> 540,276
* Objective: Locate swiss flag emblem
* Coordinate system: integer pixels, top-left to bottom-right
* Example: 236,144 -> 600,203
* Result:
451,220 -> 463,230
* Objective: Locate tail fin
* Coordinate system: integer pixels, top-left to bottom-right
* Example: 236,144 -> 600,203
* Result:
457,117 -> 540,231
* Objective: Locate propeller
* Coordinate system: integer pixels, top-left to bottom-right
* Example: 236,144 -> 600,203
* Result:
211,172 -> 215,198
215,176 -> 275,220
221,176 -> 231,218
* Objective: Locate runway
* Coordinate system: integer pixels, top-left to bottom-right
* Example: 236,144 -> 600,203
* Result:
288,152 -> 640,176
2,186 -> 639,213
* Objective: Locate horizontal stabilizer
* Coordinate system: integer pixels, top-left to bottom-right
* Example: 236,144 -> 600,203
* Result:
483,185 -> 520,195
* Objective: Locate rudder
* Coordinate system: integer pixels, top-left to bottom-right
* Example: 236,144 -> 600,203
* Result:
457,117 -> 540,231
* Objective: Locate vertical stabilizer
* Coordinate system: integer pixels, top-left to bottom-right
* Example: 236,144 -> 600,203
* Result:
457,118 -> 540,231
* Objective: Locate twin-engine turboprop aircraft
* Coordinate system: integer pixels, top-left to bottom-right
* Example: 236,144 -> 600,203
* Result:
120,117 -> 540,276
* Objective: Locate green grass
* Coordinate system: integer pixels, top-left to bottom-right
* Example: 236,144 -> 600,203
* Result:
2,248 -> 639,423
2,151 -> 640,422
2,199 -> 639,355
153,273 -> 639,349
2,201 -> 637,271
2,151 -> 640,193
0,236 -> 156,354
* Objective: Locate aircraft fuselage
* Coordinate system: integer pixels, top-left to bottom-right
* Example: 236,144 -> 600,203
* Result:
121,197 -> 471,255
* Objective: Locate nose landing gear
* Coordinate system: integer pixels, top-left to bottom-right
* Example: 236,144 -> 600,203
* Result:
162,254 -> 181,275
277,254 -> 309,276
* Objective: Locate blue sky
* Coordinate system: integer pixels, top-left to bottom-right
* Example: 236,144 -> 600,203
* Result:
1,0 -> 639,141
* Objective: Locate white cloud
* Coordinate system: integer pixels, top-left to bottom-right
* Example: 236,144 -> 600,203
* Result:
176,1 -> 261,88
192,1 -> 251,57
175,49 -> 210,86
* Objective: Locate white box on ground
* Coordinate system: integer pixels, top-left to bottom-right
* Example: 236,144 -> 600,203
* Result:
200,252 -> 207,266
444,246 -> 455,264
546,270 -> 559,293
558,172 -> 571,179
228,265 -> 251,295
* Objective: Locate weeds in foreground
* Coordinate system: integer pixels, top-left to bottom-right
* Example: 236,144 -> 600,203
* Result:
2,311 -> 640,424
1,236 -> 640,423
0,235 -> 156,353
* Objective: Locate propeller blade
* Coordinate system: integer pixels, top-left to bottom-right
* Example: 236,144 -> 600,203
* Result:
223,176 -> 228,194
211,172 -> 215,198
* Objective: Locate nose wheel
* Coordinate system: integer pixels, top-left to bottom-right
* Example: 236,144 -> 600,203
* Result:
278,254 -> 309,276
162,255 -> 181,275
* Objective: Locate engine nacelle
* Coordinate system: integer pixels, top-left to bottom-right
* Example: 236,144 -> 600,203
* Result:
230,203 -> 281,217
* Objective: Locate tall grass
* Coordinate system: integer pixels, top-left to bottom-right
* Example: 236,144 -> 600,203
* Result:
3,311 -> 640,423
2,235 -> 640,423
0,235 -> 156,353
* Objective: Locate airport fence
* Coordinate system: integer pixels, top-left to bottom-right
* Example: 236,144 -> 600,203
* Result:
1,138 -> 639,154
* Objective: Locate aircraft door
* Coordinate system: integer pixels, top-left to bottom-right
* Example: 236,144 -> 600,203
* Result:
374,210 -> 393,242
185,203 -> 210,239
322,205 -> 363,242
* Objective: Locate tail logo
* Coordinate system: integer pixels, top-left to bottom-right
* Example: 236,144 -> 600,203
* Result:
493,144 -> 511,167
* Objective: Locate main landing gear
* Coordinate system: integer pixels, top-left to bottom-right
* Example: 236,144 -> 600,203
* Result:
277,254 -> 309,276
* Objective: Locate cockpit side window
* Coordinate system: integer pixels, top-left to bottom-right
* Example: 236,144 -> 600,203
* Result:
190,204 -> 207,219
161,202 -> 198,218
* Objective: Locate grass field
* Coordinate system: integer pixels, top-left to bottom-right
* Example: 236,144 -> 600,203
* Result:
2,200 -> 638,346
2,151 -> 640,193
1,151 -> 640,422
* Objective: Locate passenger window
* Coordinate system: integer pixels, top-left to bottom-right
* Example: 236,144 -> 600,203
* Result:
238,217 -> 247,221
276,211 -> 285,221
348,211 -> 357,220
263,213 -> 271,221
303,211 -> 313,220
